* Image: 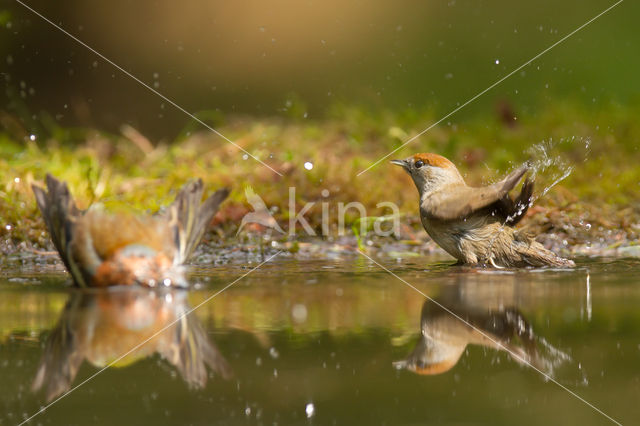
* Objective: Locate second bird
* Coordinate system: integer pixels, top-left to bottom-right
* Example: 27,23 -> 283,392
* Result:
32,175 -> 229,287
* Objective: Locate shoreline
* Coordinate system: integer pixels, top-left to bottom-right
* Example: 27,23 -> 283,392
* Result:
2,226 -> 638,269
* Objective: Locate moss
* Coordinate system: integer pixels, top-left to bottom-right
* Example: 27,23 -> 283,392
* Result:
1,100 -> 639,255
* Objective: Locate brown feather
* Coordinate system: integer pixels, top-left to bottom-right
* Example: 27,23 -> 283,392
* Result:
81,210 -> 174,260
168,179 -> 230,264
422,164 -> 529,221
32,174 -> 88,286
412,153 -> 457,169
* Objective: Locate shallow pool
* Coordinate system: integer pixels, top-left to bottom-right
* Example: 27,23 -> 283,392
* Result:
1,255 -> 638,425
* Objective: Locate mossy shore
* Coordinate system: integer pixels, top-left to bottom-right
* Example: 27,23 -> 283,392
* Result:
1,101 -> 639,263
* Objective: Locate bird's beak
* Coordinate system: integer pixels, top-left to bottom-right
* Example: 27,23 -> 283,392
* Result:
390,159 -> 410,172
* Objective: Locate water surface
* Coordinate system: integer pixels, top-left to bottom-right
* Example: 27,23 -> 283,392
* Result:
1,256 -> 638,425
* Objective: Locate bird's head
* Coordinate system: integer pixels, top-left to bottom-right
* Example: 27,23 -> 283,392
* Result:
391,153 -> 464,196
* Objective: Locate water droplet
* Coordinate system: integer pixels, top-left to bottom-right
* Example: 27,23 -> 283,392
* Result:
292,304 -> 308,322
305,403 -> 315,418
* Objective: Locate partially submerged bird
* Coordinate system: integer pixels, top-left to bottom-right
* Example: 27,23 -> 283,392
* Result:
391,153 -> 574,268
32,174 -> 229,287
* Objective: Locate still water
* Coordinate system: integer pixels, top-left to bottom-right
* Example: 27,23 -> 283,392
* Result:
1,256 -> 638,425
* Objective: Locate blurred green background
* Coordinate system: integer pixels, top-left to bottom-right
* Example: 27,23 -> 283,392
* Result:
1,0 -> 637,139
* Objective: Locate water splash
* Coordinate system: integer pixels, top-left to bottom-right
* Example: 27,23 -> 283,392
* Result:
486,136 -> 590,256
525,136 -> 591,198
534,336 -> 572,378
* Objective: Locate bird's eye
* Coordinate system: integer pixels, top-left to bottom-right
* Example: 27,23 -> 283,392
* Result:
415,160 -> 424,169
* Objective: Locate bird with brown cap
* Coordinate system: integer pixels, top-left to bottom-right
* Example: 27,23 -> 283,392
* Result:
391,153 -> 574,268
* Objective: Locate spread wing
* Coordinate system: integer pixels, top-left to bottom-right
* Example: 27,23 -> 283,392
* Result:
168,179 -> 229,264
421,164 -> 529,222
32,174 -> 89,287
489,177 -> 533,226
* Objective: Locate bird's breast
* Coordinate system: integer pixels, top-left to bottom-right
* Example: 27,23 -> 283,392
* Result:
420,216 -> 464,259
91,247 -> 175,287
421,214 -> 499,261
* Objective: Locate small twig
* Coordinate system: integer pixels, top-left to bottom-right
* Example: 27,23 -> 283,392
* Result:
25,248 -> 57,256
121,124 -> 154,155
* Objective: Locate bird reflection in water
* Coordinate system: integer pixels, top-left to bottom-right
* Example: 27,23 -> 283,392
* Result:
394,281 -> 571,377
32,288 -> 232,402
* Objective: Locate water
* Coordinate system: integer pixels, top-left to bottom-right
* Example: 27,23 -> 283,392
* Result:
1,256 -> 639,425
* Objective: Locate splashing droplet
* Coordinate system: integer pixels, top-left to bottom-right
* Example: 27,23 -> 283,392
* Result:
305,403 -> 315,418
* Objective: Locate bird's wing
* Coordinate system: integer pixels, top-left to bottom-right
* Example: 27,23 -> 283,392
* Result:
487,177 -> 534,226
32,174 -> 89,287
169,179 -> 229,264
421,164 -> 529,221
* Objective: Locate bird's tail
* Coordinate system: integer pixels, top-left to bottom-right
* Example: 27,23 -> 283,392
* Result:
32,174 -> 89,286
168,179 -> 229,264
514,232 -> 575,268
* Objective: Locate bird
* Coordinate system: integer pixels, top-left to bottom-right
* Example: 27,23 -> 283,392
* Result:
32,174 -> 229,287
391,153 -> 574,268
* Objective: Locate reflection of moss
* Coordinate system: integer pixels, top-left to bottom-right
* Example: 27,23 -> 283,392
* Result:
4,276 -> 640,343
1,100 -> 639,254
0,10 -> 12,27
0,290 -> 67,342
